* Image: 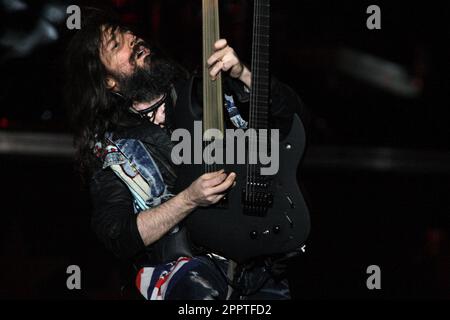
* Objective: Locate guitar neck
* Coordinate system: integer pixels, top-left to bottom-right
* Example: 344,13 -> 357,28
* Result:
202,0 -> 224,140
249,0 -> 270,130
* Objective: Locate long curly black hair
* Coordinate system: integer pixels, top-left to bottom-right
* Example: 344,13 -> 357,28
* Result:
65,8 -> 188,180
64,8 -> 134,178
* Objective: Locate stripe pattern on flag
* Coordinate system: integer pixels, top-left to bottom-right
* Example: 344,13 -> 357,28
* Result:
136,257 -> 196,300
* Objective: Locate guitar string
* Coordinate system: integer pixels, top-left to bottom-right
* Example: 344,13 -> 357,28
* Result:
203,0 -> 207,174
214,0 -> 220,174
250,0 -> 255,205
251,0 -> 258,208
259,0 -> 270,210
205,0 -> 211,174
247,0 -> 256,203
260,0 -> 268,209
207,0 -> 211,173
250,0 -> 260,206
257,0 -> 270,211
252,0 -> 263,209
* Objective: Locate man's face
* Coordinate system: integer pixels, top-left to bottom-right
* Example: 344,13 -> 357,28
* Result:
98,25 -> 178,125
99,26 -> 151,77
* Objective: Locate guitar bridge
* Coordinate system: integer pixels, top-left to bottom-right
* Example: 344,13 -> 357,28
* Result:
242,177 -> 273,216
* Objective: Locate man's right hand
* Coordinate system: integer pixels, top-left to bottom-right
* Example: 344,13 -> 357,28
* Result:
182,169 -> 236,207
137,169 -> 236,247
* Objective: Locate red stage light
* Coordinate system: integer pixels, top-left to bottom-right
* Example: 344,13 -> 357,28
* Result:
0,117 -> 9,129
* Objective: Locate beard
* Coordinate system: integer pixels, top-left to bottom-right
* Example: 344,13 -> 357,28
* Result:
114,43 -> 179,104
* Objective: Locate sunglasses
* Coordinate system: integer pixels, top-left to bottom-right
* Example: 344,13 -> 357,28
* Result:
129,93 -> 168,121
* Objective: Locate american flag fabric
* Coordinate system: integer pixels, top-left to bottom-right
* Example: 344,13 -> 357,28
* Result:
135,256 -> 198,300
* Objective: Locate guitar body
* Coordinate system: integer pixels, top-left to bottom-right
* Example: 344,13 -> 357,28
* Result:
174,108 -> 310,263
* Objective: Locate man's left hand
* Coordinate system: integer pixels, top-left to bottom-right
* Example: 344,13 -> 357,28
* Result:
207,39 -> 251,88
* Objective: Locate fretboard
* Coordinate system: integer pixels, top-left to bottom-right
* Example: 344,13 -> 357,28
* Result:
249,0 -> 270,130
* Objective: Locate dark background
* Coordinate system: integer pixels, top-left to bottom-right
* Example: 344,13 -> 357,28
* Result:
0,0 -> 449,299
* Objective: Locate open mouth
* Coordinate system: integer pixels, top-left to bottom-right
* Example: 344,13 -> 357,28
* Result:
135,45 -> 150,61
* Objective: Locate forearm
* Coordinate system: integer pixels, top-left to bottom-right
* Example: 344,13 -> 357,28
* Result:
136,190 -> 196,246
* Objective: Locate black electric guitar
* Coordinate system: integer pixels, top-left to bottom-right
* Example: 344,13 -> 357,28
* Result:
173,0 -> 310,263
